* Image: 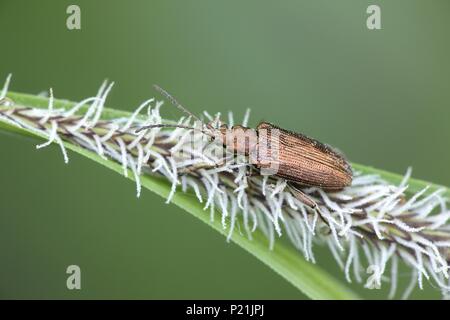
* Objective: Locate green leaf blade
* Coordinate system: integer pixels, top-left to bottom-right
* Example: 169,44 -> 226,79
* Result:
15,91 -> 450,299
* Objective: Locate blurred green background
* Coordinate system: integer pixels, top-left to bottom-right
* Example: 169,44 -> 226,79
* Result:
0,0 -> 449,299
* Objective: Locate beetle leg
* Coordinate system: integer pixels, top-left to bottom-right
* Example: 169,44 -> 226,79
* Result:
179,159 -> 227,175
244,165 -> 261,177
287,182 -> 330,228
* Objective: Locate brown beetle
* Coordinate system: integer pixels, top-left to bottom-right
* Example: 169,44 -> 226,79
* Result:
137,85 -> 353,213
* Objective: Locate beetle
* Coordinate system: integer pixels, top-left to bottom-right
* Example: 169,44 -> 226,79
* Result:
136,85 -> 353,214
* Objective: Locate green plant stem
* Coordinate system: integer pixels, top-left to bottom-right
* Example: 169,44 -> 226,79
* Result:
2,91 -> 448,299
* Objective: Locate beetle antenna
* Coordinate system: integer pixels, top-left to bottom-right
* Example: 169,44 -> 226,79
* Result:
153,85 -> 214,130
134,123 -> 215,138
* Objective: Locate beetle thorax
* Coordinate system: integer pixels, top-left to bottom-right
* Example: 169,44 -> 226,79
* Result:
215,125 -> 258,156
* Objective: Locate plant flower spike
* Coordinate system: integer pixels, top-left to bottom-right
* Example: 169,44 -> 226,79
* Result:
1,74 -> 449,300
